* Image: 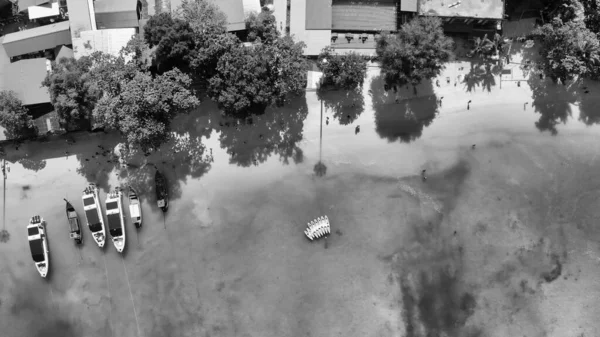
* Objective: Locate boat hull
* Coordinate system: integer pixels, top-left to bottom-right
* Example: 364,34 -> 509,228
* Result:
28,216 -> 49,278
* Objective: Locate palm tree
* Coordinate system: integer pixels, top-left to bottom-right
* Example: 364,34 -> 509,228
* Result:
471,34 -> 494,57
577,40 -> 600,70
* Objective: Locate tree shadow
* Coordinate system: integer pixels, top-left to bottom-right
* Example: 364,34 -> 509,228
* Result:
17,158 -> 47,172
216,94 -> 309,167
527,72 -> 579,135
74,134 -> 122,193
577,79 -> 600,126
371,75 -> 439,143
463,61 -> 500,93
316,86 -> 365,125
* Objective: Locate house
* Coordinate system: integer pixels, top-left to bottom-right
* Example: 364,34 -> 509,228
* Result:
72,28 -> 137,59
2,20 -> 71,59
418,0 -> 504,32
94,0 -> 142,30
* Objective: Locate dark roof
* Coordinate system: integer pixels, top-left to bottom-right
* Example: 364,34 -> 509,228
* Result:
3,58 -> 50,105
29,239 -> 44,261
2,20 -> 71,57
306,0 -> 332,30
332,0 -> 397,31
94,0 -> 138,13
28,226 -> 39,236
107,213 -> 121,231
55,45 -> 73,60
85,208 -> 101,227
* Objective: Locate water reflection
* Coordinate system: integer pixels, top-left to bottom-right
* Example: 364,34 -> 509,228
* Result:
74,135 -> 122,192
17,158 -> 47,172
317,88 -> 364,125
371,76 -> 438,143
216,95 -> 308,167
577,82 -> 600,126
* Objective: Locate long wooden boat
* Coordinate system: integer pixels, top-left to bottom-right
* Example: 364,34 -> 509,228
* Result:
64,199 -> 82,244
155,171 -> 168,212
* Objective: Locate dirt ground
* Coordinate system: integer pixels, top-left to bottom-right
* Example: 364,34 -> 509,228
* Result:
1,67 -> 600,337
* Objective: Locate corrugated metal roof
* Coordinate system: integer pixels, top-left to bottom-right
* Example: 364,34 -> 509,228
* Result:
401,0 -> 417,12
306,0 -> 332,30
94,0 -> 138,13
18,0 -> 38,12
213,0 -> 245,31
2,21 -> 71,57
72,28 -> 136,59
3,58 -> 50,105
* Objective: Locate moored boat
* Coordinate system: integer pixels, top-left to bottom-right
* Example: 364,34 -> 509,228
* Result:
106,188 -> 126,253
64,199 -> 82,244
27,215 -> 49,278
128,186 -> 142,229
155,171 -> 169,212
82,184 -> 106,248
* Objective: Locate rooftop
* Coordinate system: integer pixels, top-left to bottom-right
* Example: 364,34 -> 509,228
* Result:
418,0 -> 504,20
94,0 -> 138,13
2,20 -> 70,45
2,58 -> 50,105
72,28 -> 137,59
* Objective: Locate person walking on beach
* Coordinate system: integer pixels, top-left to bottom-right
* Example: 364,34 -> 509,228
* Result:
467,100 -> 472,110
421,169 -> 427,181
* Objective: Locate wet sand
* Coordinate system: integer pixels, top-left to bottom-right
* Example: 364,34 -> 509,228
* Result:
1,68 -> 600,337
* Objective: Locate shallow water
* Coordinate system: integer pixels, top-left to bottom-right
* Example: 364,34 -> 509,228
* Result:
1,67 -> 600,337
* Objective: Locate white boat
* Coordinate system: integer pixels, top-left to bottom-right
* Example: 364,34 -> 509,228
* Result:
106,188 -> 126,253
27,215 -> 49,278
82,184 -> 106,248
128,186 -> 142,229
305,216 -> 331,241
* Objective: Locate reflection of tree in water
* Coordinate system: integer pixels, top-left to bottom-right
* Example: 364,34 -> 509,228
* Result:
217,95 -> 308,167
528,75 -> 577,135
17,158 -> 47,172
371,75 -> 438,143
75,149 -> 120,192
577,81 -> 600,126
314,161 -> 327,177
317,87 -> 364,125
117,107 -> 215,210
0,229 -> 9,243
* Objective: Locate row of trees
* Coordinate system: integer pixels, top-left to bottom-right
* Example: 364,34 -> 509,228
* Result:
534,0 -> 600,83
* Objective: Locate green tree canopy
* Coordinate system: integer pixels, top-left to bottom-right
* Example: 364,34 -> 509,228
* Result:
533,18 -> 600,82
246,11 -> 279,44
317,47 -> 367,90
93,67 -> 200,152
42,57 -> 96,131
208,36 -> 307,116
0,91 -> 35,140
143,12 -> 197,73
376,16 -> 453,87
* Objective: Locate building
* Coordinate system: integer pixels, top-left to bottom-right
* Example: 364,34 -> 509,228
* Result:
72,28 -> 136,59
2,20 -> 71,58
94,0 -> 142,29
418,0 -> 504,32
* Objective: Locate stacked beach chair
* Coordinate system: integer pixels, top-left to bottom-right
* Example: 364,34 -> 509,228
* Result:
304,216 -> 331,241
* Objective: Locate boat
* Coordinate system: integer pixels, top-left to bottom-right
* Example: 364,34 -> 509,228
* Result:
105,188 -> 126,253
64,199 -> 82,244
304,216 -> 330,241
82,184 -> 106,248
27,215 -> 49,278
128,186 -> 142,229
155,170 -> 169,212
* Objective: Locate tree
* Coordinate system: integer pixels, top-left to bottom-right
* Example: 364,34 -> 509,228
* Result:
42,57 -> 96,131
143,12 -> 197,73
208,36 -> 307,116
533,18 -> 599,82
93,68 -> 200,152
246,11 -> 279,44
0,91 -> 35,140
376,17 -> 453,87
317,47 -> 367,90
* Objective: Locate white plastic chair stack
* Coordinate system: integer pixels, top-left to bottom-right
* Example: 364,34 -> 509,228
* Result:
304,216 -> 331,241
